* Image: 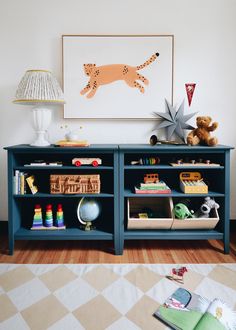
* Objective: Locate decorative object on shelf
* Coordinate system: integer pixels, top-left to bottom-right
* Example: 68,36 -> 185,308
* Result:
26,175 -> 38,194
55,140 -> 90,147
45,204 -> 53,227
72,158 -> 102,167
13,69 -> 65,147
185,83 -> 196,106
194,197 -> 220,218
55,204 -> 66,228
179,172 -> 208,194
65,130 -> 79,141
77,197 -> 101,231
135,173 -> 171,194
153,99 -> 197,142
149,135 -> 185,146
144,173 -> 159,183
166,266 -> 188,284
31,204 -> 44,230
62,35 -> 173,119
50,174 -> 101,194
173,202 -> 194,219
187,116 -> 218,146
170,158 -> 220,167
131,157 -> 160,165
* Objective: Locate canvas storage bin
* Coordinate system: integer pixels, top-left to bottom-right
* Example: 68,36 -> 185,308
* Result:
127,197 -> 173,229
171,207 -> 219,229
50,174 -> 100,194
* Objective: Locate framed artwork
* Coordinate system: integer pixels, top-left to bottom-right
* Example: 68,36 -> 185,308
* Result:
62,35 -> 174,119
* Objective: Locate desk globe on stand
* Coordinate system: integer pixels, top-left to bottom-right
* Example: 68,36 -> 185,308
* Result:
77,197 -> 101,231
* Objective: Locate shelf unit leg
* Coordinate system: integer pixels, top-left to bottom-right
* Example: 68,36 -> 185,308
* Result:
224,150 -> 230,255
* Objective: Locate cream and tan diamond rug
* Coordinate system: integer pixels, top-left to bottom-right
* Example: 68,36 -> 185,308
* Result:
0,264 -> 236,330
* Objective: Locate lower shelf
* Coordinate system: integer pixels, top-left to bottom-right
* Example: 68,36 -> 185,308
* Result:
15,228 -> 113,240
124,230 -> 223,240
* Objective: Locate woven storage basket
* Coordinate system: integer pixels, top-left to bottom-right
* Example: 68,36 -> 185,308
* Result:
50,174 -> 100,194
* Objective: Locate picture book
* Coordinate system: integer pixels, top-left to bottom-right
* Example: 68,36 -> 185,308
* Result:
154,288 -> 236,330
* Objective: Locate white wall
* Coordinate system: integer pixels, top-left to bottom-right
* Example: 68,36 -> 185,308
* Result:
0,0 -> 235,221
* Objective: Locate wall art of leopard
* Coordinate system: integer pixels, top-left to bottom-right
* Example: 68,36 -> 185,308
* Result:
80,52 -> 159,98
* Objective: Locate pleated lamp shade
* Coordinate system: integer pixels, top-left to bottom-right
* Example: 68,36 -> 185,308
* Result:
14,70 -> 65,105
14,70 -> 65,147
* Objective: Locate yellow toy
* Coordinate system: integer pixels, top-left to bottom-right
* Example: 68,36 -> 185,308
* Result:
187,116 -> 218,146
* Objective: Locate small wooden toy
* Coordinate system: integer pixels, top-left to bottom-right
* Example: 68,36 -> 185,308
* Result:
170,159 -> 220,167
131,157 -> 160,165
166,266 -> 188,284
144,173 -> 159,183
31,204 -> 44,230
180,172 -> 208,194
55,204 -> 66,228
72,158 -> 102,167
45,204 -> 53,227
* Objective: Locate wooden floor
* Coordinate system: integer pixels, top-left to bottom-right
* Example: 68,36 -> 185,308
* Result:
0,233 -> 236,263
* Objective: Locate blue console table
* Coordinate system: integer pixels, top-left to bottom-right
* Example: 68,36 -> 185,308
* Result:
5,144 -> 233,255
118,144 -> 233,255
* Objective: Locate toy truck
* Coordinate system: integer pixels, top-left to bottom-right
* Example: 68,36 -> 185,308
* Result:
72,158 -> 102,167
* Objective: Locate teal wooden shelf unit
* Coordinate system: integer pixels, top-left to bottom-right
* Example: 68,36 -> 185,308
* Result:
5,144 -> 119,255
5,144 -> 233,255
118,144 -> 233,255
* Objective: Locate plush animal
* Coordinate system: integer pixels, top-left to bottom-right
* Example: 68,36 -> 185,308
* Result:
194,197 -> 220,218
187,116 -> 218,146
80,53 -> 159,98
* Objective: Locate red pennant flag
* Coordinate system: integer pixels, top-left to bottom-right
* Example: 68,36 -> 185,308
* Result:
185,83 -> 196,106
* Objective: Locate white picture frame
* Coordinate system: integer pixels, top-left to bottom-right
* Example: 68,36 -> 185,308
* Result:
62,35 -> 174,119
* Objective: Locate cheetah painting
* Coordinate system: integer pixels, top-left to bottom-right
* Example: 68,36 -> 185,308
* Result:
80,53 -> 159,98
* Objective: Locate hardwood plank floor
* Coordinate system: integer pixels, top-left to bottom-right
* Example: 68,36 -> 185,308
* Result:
0,233 -> 235,263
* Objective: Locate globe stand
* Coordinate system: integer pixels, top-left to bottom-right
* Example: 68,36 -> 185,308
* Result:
80,222 -> 96,231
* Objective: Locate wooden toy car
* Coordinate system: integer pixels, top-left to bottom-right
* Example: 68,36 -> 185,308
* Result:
144,173 -> 159,183
72,158 -> 102,167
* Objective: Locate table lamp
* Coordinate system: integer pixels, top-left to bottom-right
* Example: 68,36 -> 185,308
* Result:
13,69 -> 65,146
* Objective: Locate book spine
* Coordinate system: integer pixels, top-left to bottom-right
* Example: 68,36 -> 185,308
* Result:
135,188 -> 171,194
20,172 -> 25,195
15,170 -> 20,195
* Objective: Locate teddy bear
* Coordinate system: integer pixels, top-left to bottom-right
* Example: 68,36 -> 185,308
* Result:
187,116 -> 218,146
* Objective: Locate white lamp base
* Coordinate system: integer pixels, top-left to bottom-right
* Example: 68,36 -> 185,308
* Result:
30,131 -> 50,147
31,107 -> 52,147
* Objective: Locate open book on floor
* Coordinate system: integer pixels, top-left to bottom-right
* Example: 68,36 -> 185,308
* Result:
154,288 -> 236,330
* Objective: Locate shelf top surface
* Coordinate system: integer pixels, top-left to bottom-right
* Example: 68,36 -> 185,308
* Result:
119,144 -> 234,151
4,144 -> 119,151
4,143 -> 234,152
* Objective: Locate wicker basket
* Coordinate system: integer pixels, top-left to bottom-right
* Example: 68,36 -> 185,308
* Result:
50,174 -> 100,194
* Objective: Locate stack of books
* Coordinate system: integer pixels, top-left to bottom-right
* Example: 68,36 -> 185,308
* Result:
135,181 -> 171,194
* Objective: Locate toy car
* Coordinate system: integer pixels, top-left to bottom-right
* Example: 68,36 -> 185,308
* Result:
144,173 -> 159,183
72,158 -> 102,167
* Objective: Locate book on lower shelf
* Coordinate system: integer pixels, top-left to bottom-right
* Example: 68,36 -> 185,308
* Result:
154,287 -> 236,330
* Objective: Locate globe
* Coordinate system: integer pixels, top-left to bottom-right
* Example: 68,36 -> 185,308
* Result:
77,197 -> 101,231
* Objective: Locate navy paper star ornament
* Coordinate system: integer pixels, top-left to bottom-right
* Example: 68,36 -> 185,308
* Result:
153,99 -> 197,141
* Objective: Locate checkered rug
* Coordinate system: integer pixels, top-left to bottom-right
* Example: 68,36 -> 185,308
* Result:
0,264 -> 235,330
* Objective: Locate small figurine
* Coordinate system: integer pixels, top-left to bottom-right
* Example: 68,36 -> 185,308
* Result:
31,204 -> 44,229
45,204 -> 53,227
174,202 -> 194,219
166,266 -> 188,284
55,204 -> 65,228
194,197 -> 219,218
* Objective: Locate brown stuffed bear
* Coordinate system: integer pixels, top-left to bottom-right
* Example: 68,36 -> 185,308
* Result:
187,116 -> 218,146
